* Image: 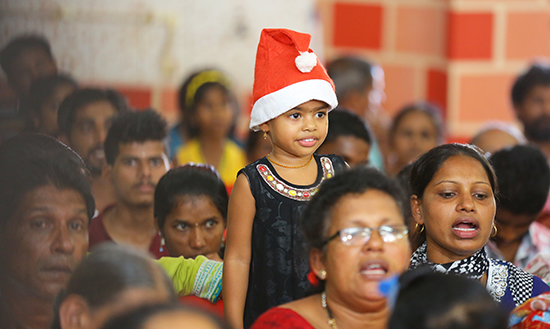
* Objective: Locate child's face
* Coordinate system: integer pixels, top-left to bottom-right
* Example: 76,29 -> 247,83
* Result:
194,87 -> 233,139
260,100 -> 329,158
161,195 -> 225,259
392,110 -> 439,167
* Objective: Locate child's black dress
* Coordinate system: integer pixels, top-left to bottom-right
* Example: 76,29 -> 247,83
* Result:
239,154 -> 347,328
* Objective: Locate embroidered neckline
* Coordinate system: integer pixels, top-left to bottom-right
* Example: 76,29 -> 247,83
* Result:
256,156 -> 335,201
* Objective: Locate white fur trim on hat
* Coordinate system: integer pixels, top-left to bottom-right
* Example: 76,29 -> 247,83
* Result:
249,79 -> 338,131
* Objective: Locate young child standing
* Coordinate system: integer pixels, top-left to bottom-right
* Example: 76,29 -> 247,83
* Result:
223,28 -> 347,329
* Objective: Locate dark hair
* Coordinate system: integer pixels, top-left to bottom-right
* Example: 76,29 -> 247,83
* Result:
301,167 -> 407,251
512,63 -> 550,106
0,35 -> 54,76
155,164 -> 228,229
50,244 -> 178,329
326,57 -> 373,101
490,145 -> 550,216
177,69 -> 237,139
24,73 -> 77,129
104,109 -> 168,165
410,143 -> 498,200
390,102 -> 445,145
57,88 -> 129,136
410,144 -> 498,246
0,134 -> 95,227
323,108 -> 372,145
389,267 -> 507,329
396,162 -> 414,229
100,303 -> 229,329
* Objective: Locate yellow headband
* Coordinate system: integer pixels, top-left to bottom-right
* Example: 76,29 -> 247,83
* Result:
185,70 -> 230,108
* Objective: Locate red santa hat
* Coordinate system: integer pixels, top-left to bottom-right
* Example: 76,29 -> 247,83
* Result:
249,28 -> 338,131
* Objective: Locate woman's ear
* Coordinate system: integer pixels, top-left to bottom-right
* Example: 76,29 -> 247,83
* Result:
309,248 -> 326,278
59,295 -> 91,329
411,195 -> 424,225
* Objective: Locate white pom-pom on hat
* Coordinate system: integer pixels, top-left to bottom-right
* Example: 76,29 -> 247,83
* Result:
295,51 -> 317,73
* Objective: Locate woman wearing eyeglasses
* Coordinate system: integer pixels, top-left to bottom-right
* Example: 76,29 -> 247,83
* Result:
408,143 -> 550,314
251,167 -> 411,329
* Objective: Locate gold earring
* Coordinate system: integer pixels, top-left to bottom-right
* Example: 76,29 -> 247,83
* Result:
415,223 -> 424,233
320,270 -> 326,280
262,131 -> 268,139
491,224 -> 498,237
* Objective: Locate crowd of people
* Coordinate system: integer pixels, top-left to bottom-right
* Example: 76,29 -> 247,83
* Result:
2,26 -> 550,329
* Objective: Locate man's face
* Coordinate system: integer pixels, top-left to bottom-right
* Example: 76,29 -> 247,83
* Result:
67,101 -> 117,175
0,185 -> 89,299
7,46 -> 57,96
515,84 -> 550,142
108,141 -> 169,208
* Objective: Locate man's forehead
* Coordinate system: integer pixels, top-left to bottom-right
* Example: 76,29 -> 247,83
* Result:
526,84 -> 550,97
117,141 -> 167,157
74,101 -> 117,120
8,186 -> 88,224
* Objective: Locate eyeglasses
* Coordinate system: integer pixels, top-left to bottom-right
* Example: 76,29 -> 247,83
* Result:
323,225 -> 409,246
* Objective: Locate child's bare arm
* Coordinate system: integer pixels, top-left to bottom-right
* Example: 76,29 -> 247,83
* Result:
223,173 -> 256,329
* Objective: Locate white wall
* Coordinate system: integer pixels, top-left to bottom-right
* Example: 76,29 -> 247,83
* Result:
0,0 -> 322,103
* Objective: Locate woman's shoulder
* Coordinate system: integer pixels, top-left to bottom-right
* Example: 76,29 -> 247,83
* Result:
251,307 -> 314,329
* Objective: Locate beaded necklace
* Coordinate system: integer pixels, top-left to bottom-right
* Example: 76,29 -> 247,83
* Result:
321,292 -> 338,329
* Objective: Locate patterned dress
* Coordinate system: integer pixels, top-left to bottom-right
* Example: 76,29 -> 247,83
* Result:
239,154 -> 346,328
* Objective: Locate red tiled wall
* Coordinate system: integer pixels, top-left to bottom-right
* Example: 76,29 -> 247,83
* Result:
506,12 -> 550,60
117,87 -> 152,110
427,69 -> 448,117
333,3 -> 383,49
447,13 -> 493,60
458,74 -> 516,122
322,0 -> 549,140
383,65 -> 416,114
395,7 -> 446,57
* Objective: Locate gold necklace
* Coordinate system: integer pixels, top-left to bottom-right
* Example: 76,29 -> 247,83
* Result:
322,292 -> 338,329
266,154 -> 313,169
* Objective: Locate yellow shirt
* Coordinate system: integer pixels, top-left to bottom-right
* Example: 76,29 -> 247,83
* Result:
176,139 -> 246,188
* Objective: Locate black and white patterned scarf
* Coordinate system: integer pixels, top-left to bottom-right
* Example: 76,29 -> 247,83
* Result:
410,242 -> 536,306
409,242 -> 489,280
